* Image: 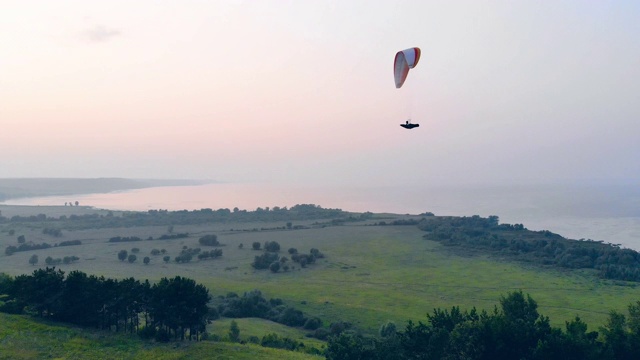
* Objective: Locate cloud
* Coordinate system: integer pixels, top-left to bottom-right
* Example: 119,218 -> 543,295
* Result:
83,25 -> 121,43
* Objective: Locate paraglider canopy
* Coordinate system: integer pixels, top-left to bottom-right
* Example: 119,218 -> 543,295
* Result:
394,47 -> 421,89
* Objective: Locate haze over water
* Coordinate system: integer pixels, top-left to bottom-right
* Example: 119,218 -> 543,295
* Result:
4,183 -> 639,251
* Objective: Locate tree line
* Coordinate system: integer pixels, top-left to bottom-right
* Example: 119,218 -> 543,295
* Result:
0,268 -> 210,342
212,290 -> 324,333
0,204 -> 348,229
418,215 -> 640,281
326,290 -> 640,360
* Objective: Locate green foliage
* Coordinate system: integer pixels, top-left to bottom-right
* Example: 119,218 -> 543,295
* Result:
199,234 -> 220,246
265,241 -> 281,252
128,254 -> 137,263
252,241 -> 261,250
260,332 -> 304,351
0,312 -> 319,360
5,241 -> 52,256
42,227 -> 63,237
252,252 -> 279,270
327,291 -> 640,360
118,250 -> 128,261
229,320 -> 240,342
419,215 -> 640,281
158,232 -> 189,240
58,239 -> 81,246
110,236 -> 141,243
28,254 -> 38,266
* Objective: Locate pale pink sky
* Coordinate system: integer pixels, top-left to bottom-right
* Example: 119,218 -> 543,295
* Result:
1,0 -> 639,186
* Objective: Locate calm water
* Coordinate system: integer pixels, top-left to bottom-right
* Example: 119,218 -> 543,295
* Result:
3,183 -> 640,250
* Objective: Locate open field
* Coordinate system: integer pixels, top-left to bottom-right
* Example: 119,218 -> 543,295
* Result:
0,313 -> 321,360
209,318 -> 326,349
1,205 -> 639,335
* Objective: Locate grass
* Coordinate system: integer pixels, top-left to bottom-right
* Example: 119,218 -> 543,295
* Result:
0,313 -> 321,360
209,318 -> 326,349
1,206 -> 639,337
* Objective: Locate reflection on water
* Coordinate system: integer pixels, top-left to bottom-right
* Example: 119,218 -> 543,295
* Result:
3,183 -> 639,250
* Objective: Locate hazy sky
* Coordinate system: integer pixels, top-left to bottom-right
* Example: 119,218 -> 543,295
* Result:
2,0 -> 639,186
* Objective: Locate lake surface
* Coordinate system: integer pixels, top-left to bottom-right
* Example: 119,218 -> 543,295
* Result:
3,183 -> 639,250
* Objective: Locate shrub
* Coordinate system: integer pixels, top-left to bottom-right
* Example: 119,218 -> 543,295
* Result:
304,317 -> 323,330
199,234 -> 220,246
118,250 -> 128,261
264,241 -> 280,252
252,252 -> 279,270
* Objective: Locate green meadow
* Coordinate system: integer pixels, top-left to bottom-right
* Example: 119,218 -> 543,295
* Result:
0,313 -> 320,360
1,205 -> 639,342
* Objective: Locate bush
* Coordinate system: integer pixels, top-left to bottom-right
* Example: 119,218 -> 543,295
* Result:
304,317 -> 323,330
118,250 -> 128,261
252,242 -> 261,250
252,252 -> 279,270
199,234 -> 220,246
264,241 -> 280,252
269,261 -> 280,273
138,326 -> 157,339
155,328 -> 171,343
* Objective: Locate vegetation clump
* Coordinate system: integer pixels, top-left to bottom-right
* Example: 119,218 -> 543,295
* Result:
325,290 -> 640,360
419,215 -> 640,281
0,268 -> 210,341
198,234 -> 220,246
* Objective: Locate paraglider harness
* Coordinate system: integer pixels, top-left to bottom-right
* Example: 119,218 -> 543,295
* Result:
400,119 -> 419,129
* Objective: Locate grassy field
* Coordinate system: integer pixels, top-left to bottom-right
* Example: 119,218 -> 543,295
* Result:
0,313 -> 321,360
1,205 -> 639,337
209,318 -> 326,350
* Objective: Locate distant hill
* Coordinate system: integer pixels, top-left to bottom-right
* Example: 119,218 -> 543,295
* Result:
0,178 -> 214,201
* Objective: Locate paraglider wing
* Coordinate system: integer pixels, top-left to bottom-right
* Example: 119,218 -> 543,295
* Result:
394,47 -> 421,88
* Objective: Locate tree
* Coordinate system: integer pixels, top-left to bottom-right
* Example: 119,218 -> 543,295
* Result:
269,261 -> 280,273
380,321 -> 397,338
252,242 -> 261,250
128,254 -> 137,263
17,235 -> 26,244
163,255 -> 170,263
143,256 -> 150,265
264,241 -> 280,252
29,254 -> 38,266
118,250 -> 128,261
229,320 -> 240,342
198,234 -> 219,246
